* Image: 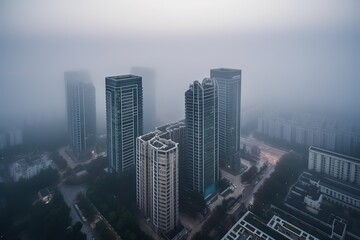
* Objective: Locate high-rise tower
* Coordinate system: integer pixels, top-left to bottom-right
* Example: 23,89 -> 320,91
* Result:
65,71 -> 96,158
106,75 -> 143,174
185,78 -> 219,199
130,67 -> 156,133
136,133 -> 179,234
210,68 -> 241,171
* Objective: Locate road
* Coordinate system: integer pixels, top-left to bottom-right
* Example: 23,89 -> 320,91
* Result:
186,136 -> 288,239
58,147 -> 101,169
240,136 -> 287,165
58,183 -> 94,240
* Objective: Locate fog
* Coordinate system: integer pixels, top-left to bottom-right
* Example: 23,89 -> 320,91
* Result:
1,0 -> 360,136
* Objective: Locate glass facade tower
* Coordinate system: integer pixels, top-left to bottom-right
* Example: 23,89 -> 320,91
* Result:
210,68 -> 242,171
106,75 -> 143,174
185,78 -> 219,198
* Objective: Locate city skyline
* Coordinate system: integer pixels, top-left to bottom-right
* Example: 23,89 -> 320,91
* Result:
1,1 -> 360,131
1,1 -> 360,240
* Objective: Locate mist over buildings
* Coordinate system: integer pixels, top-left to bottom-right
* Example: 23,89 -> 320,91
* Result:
1,0 -> 360,138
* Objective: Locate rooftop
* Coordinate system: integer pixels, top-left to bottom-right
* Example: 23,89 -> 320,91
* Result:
106,74 -> 140,80
149,136 -> 177,151
332,219 -> 346,237
139,131 -> 158,142
222,211 -> 289,240
38,188 -> 51,198
302,171 -> 360,200
210,68 -> 241,79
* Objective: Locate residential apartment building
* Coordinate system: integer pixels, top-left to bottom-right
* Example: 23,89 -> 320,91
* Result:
130,67 -> 156,133
9,153 -> 52,182
257,113 -> 360,156
308,146 -> 360,185
210,68 -> 242,171
0,129 -> 23,150
106,74 -> 143,174
185,78 -> 219,198
136,133 -> 178,234
65,71 -> 96,158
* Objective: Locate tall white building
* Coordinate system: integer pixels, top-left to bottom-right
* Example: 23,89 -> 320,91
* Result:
136,133 -> 179,234
308,146 -> 360,185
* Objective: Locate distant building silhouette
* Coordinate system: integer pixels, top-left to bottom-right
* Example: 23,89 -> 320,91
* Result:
131,67 -> 156,133
106,75 -> 143,174
136,133 -> 179,234
257,112 -> 360,156
0,129 -> 23,150
185,78 -> 219,199
65,71 -> 96,158
210,68 -> 242,171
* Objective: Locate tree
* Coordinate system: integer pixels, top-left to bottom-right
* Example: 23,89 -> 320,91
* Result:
241,166 -> 258,183
87,173 -> 153,240
27,190 -> 71,240
64,221 -> 87,240
252,152 -> 305,215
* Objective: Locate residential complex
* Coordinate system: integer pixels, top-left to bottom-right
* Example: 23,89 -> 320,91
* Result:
293,171 -> 360,211
106,74 -> 143,174
257,113 -> 360,156
284,171 -> 360,239
185,78 -> 219,198
9,153 -> 52,182
65,71 -> 96,158
308,146 -> 360,185
210,68 -> 242,171
136,133 -> 179,234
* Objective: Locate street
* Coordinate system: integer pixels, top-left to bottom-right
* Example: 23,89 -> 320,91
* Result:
58,183 -> 94,240
185,136 -> 288,239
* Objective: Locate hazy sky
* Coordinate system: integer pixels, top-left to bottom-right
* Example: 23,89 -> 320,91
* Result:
1,0 -> 360,130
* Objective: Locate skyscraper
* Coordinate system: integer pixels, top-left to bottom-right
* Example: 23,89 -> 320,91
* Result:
185,78 -> 219,199
65,71 -> 96,158
106,75 -> 143,174
136,133 -> 179,234
130,67 -> 156,133
210,68 -> 242,171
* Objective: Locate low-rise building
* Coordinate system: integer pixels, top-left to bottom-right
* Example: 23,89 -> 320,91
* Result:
293,171 -> 360,211
308,146 -> 360,185
9,153 -> 52,182
222,211 -> 320,240
38,188 -> 52,204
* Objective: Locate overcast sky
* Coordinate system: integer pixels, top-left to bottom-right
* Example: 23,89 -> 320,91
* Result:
1,0 -> 360,130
